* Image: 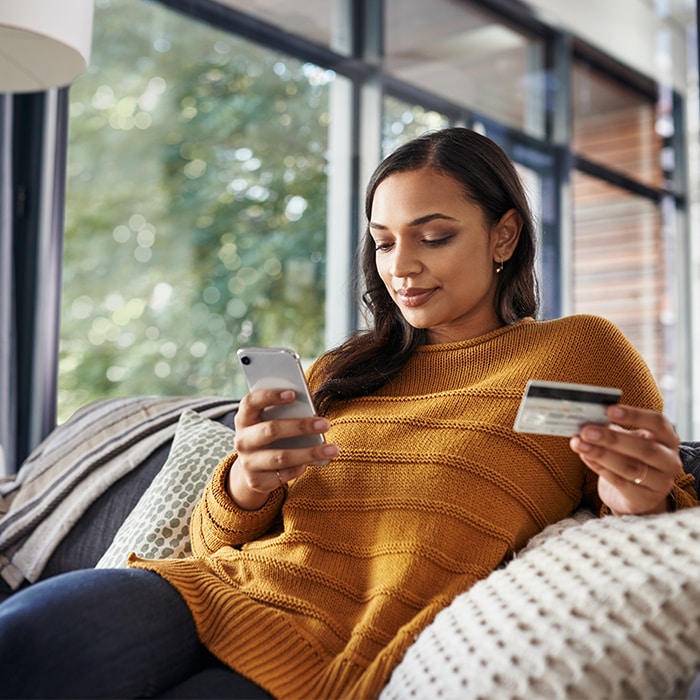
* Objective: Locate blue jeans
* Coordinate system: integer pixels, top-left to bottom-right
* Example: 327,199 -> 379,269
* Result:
0,568 -> 270,699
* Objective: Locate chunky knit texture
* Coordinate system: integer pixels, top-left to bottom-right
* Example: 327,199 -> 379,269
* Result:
131,315 -> 698,699
381,507 -> 700,700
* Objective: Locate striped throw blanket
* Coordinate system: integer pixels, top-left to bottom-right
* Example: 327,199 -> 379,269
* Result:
0,396 -> 238,590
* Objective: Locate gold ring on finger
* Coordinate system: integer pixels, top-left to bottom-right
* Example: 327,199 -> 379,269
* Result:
633,464 -> 649,485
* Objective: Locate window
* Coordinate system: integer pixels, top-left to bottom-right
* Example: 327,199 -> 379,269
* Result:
572,61 -> 664,188
570,57 -> 682,416
571,172 -> 670,380
50,0 -> 693,437
217,0 -> 343,52
382,96 -> 449,153
384,0 -> 547,138
61,0 -> 333,420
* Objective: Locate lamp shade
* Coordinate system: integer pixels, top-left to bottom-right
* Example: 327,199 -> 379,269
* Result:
0,0 -> 94,93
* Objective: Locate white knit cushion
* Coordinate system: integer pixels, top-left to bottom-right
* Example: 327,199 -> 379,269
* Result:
382,507 -> 700,700
96,410 -> 234,568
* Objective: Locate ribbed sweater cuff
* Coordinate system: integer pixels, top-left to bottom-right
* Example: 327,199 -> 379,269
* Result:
672,472 -> 698,510
201,453 -> 285,546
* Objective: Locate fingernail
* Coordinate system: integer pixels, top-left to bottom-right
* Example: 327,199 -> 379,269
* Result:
609,405 -> 625,420
570,434 -> 589,451
323,444 -> 339,458
280,390 -> 295,400
583,427 -> 602,441
313,418 -> 330,431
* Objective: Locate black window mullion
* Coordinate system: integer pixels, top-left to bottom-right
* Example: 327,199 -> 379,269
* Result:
9,88 -> 68,470
156,0 -> 374,81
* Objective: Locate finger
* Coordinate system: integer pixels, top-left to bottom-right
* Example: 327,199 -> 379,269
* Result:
571,431 -> 680,491
595,464 -> 652,492
235,415 -> 331,454
573,443 -> 659,491
262,442 -> 339,472
577,420 -> 681,480
594,449 -> 676,515
232,452 -> 305,496
235,389 -> 296,429
271,460 -> 317,487
570,405 -> 681,516
243,442 -> 339,491
606,404 -> 679,449
576,424 -> 661,470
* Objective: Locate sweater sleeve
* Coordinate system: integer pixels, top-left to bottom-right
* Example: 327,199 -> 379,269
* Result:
189,453 -> 286,557
670,472 -> 700,509
571,316 -> 699,514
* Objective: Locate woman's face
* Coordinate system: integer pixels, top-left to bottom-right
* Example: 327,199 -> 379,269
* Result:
369,167 -> 517,344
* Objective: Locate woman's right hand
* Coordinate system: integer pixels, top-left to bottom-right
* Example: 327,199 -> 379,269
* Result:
227,388 -> 339,510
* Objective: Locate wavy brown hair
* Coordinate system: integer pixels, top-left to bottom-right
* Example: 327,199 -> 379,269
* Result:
313,127 -> 539,414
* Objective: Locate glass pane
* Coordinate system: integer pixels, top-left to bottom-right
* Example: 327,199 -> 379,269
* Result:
513,161 -> 543,280
571,172 -> 673,392
572,62 -> 664,188
384,0 -> 546,137
382,96 -> 449,154
221,0 -> 344,52
61,0 -> 332,421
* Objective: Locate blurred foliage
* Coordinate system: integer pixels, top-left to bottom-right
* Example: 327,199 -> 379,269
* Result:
59,1 -> 451,423
60,0 -> 332,421
382,95 -> 449,154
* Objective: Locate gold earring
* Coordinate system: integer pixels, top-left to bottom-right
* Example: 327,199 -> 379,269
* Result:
496,259 -> 504,274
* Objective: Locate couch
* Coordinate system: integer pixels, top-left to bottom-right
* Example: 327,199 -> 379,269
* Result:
1,396 -> 700,699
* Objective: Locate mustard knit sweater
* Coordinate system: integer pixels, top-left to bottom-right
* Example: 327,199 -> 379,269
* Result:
130,315 -> 698,699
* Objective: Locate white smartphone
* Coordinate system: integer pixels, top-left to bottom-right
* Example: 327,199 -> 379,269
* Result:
236,346 -> 328,462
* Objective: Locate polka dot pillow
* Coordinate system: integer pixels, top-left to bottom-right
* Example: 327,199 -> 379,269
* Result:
96,409 -> 235,568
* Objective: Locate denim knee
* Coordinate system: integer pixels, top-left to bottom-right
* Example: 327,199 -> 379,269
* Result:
0,590 -> 56,697
0,568 -> 202,699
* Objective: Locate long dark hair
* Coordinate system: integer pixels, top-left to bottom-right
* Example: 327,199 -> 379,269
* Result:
313,127 -> 539,414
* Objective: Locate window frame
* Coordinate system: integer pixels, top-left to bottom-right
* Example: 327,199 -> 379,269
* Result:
4,0 -> 694,471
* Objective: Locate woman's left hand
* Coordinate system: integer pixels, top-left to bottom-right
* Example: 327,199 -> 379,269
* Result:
569,404 -> 682,515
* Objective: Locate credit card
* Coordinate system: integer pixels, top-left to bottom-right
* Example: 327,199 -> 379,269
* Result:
513,380 -> 622,437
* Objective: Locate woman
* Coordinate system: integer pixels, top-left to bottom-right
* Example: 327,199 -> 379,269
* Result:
1,127 -> 697,699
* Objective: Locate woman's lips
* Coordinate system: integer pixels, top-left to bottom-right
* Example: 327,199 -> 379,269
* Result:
395,287 -> 437,308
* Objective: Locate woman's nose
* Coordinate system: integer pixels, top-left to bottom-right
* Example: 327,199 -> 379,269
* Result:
389,242 -> 421,278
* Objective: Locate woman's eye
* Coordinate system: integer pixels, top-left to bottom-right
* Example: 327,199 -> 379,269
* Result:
423,235 -> 453,247
374,241 -> 393,252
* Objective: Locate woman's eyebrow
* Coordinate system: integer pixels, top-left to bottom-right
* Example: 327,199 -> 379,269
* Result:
369,213 -> 458,230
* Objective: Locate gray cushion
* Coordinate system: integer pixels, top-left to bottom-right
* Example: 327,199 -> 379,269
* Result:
680,441 -> 700,489
39,409 -> 237,579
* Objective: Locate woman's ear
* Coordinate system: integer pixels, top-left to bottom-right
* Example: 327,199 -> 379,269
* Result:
492,208 -> 522,262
